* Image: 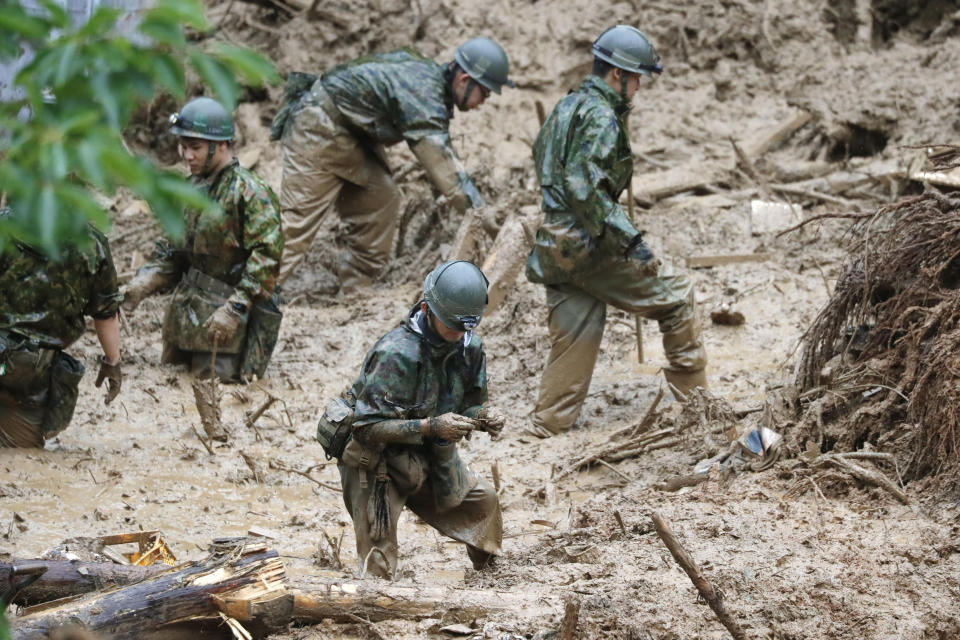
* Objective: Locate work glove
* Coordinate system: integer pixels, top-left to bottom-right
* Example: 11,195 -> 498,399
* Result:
476,406 -> 506,439
95,356 -> 122,405
204,303 -> 244,343
424,412 -> 477,443
121,271 -> 167,314
626,234 -> 660,277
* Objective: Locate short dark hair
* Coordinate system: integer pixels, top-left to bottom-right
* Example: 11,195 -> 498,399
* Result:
592,57 -> 615,78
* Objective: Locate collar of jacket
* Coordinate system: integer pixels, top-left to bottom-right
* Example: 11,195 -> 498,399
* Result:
406,305 -> 472,356
580,74 -> 631,118
442,61 -> 457,121
193,158 -> 238,193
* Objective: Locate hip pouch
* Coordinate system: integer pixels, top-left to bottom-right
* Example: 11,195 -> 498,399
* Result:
163,279 -> 248,355
241,297 -> 283,380
317,395 -> 354,460
43,351 -> 85,438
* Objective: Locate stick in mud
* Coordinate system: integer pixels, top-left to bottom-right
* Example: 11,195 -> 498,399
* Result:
558,596 -> 581,640
651,512 -> 748,640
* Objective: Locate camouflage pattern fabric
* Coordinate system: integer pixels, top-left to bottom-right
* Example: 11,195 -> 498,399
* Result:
334,307 -> 500,578
138,159 -> 283,309
0,224 -> 121,348
319,49 -> 483,208
526,75 -> 641,285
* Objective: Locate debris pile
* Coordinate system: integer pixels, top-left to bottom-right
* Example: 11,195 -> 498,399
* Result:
794,185 -> 960,486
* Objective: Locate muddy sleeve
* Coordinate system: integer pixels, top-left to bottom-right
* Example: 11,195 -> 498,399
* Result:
135,240 -> 188,292
459,342 -> 488,419
84,230 -> 123,319
351,348 -> 425,446
564,110 -> 639,255
229,181 -> 284,308
410,134 -> 484,214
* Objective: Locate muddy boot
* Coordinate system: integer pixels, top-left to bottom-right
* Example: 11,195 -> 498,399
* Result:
467,544 -> 495,570
663,368 -> 707,401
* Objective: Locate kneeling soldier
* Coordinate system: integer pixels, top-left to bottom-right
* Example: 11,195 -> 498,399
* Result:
317,261 -> 505,578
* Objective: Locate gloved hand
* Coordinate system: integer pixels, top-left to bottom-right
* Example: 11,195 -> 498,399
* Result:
95,356 -> 122,405
424,412 -> 477,443
204,303 -> 244,343
120,282 -> 150,314
626,235 -> 659,277
476,406 -> 506,439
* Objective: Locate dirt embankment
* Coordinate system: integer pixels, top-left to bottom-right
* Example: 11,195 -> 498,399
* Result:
4,0 -> 960,638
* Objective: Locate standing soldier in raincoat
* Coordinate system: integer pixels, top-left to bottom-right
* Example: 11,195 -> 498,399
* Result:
525,26 -> 708,438
271,37 -> 514,292
122,97 -> 284,381
316,261 -> 505,578
0,209 -> 123,447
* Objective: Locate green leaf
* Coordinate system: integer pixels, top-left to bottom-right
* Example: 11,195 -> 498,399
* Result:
56,183 -> 110,231
90,70 -> 120,129
148,0 -> 208,30
212,43 -> 280,86
137,17 -> 186,48
53,41 -> 78,88
189,50 -> 238,110
37,183 -> 57,254
76,139 -> 108,189
151,52 -> 186,97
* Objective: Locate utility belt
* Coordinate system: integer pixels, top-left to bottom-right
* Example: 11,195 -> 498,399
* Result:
0,330 -> 57,371
182,267 -> 235,299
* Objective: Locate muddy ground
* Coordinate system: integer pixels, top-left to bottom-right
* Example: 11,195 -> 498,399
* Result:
4,0 -> 960,638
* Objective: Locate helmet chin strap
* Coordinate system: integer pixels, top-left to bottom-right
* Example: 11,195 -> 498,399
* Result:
458,77 -> 478,110
201,141 -> 217,176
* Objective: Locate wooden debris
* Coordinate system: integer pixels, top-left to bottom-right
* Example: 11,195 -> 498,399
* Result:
245,392 -> 279,430
909,165 -> 960,188
655,473 -> 709,492
1,560 -> 166,607
558,597 -> 581,640
686,253 -> 770,269
192,378 -> 226,442
652,513 -> 747,640
739,110 -> 812,159
481,209 -> 536,313
447,208 -> 484,263
816,454 -> 910,505
12,540 -> 285,640
555,427 -> 676,480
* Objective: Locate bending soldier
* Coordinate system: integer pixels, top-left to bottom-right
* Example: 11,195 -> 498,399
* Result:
0,210 -> 123,447
123,97 -> 284,382
272,37 -> 514,291
525,26 -> 708,438
317,261 -> 505,578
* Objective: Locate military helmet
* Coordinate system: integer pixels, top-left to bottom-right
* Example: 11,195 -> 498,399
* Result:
454,37 -> 515,94
423,261 -> 489,331
592,25 -> 663,77
169,97 -> 234,141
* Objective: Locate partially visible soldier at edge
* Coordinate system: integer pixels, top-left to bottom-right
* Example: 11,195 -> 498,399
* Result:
122,97 -> 284,382
271,37 -> 515,293
316,261 -> 505,579
0,209 -> 123,448
524,25 -> 708,439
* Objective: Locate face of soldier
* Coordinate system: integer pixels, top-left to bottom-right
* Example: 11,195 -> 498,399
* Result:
420,302 -> 466,342
452,70 -> 489,111
179,137 -> 230,176
608,68 -> 644,102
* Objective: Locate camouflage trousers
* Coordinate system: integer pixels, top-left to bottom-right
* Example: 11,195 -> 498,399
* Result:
532,258 -> 707,435
278,84 -> 400,292
337,448 -> 502,579
0,340 -> 84,448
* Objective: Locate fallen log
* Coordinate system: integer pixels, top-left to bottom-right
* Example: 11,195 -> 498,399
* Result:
12,539 -> 285,640
481,207 -> 538,313
1,560 -> 166,607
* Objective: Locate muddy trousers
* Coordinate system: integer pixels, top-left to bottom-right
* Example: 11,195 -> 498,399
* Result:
532,260 -> 707,435
338,463 -> 502,579
0,345 -> 82,448
278,98 -> 400,292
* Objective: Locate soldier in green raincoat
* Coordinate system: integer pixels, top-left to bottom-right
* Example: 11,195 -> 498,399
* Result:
525,26 -> 708,438
316,261 -> 505,579
123,97 -> 284,382
271,37 -> 514,291
0,210 -> 123,447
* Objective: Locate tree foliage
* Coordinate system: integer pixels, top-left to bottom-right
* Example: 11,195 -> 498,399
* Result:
0,0 -> 279,255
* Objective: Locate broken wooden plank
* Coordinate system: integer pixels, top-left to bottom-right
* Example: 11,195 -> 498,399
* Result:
910,166 -> 960,188
739,110 -> 812,159
1,560 -> 167,607
686,253 -> 770,268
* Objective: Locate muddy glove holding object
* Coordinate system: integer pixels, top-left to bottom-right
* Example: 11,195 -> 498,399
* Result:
95,356 -> 122,405
626,234 -> 660,277
121,270 -> 168,314
204,302 -> 244,343
475,406 -> 506,439
422,412 -> 477,443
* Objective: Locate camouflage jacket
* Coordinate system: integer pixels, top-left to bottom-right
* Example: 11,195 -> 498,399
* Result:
526,75 -> 641,285
348,307 -> 487,448
0,223 -> 121,349
320,49 -> 483,209
138,160 -> 283,308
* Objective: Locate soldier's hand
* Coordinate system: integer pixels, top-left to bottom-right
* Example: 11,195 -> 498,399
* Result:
204,303 -> 243,343
424,413 -> 477,443
120,284 -> 147,314
476,406 -> 506,439
95,356 -> 122,405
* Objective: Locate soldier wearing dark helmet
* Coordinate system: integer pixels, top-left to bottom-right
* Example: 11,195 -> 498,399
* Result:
271,38 -> 515,291
525,25 -> 708,438
122,97 -> 284,382
316,261 -> 505,579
